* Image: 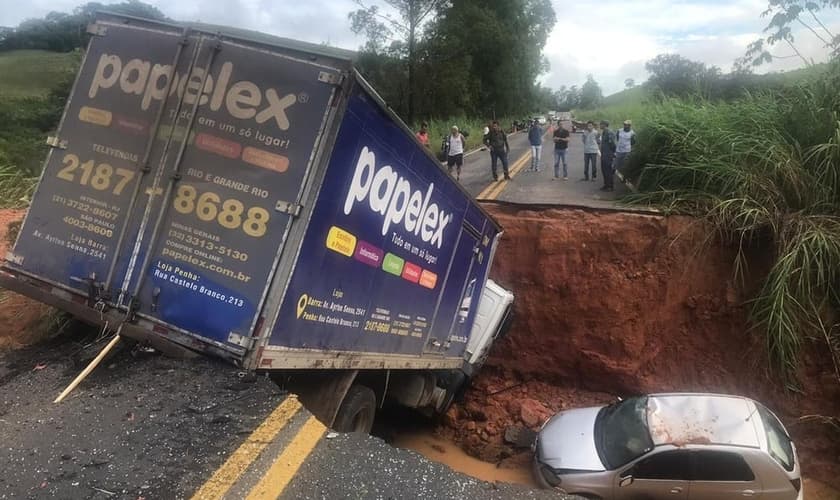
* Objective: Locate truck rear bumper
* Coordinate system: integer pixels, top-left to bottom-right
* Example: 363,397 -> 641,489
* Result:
0,267 -> 221,360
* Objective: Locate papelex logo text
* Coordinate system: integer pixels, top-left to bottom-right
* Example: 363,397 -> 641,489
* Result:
344,146 -> 451,249
88,54 -> 297,130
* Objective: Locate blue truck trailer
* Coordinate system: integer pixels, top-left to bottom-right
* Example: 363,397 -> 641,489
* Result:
0,14 -> 513,431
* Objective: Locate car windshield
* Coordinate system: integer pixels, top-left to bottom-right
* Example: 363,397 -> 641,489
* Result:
756,404 -> 795,471
594,397 -> 654,469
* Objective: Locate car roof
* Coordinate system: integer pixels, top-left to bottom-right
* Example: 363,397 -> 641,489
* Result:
646,394 -> 762,449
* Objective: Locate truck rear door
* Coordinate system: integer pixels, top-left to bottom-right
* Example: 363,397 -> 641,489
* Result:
7,17 -> 342,355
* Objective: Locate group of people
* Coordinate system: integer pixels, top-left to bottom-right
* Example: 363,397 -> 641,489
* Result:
419,121 -> 512,181
415,118 -> 635,190
535,118 -> 635,192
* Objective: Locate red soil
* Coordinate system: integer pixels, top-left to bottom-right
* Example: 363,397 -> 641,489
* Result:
0,209 -> 54,350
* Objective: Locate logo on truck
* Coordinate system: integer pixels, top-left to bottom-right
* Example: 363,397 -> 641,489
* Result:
88,54 -> 297,130
344,146 -> 451,249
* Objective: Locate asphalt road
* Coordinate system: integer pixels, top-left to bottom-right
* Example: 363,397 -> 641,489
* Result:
0,330 -> 569,499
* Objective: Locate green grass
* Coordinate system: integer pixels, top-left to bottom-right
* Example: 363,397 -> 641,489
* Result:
602,85 -> 648,107
0,164 -> 37,208
619,66 -> 840,386
0,50 -> 80,98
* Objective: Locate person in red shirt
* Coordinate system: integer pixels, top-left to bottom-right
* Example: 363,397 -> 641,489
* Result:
416,122 -> 430,148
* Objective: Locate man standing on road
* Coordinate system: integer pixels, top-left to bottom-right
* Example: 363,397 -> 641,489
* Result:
528,119 -> 543,172
599,120 -> 617,191
581,121 -> 599,182
553,123 -> 570,180
484,120 -> 511,181
614,120 -> 636,184
446,125 -> 466,181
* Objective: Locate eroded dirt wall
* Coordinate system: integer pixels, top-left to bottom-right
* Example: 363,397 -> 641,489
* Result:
444,203 -> 840,487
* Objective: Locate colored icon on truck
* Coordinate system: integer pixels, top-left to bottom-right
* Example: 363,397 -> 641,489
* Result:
78,106 -> 112,127
242,147 -> 289,173
419,269 -> 438,289
326,226 -> 357,257
353,240 -> 384,267
196,133 -> 242,159
401,262 -> 421,283
382,253 -> 404,276
113,114 -> 149,135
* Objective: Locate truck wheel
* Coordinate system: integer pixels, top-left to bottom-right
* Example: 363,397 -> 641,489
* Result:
333,385 -> 376,433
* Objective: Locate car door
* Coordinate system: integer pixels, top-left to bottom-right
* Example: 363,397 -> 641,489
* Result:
616,449 -> 691,499
689,450 -> 762,500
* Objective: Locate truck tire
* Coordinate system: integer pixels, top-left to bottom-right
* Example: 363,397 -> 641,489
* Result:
333,385 -> 376,433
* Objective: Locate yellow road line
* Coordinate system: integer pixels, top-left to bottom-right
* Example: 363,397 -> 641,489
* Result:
245,416 -> 327,500
480,151 -> 532,200
190,397 -> 303,500
476,152 -> 531,199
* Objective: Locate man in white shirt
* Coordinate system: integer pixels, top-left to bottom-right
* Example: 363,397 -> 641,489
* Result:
446,125 -> 466,180
613,119 -> 636,184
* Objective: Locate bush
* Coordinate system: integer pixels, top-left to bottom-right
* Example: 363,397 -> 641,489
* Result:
624,63 -> 840,385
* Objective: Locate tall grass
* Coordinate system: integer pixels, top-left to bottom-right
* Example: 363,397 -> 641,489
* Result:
0,164 -> 37,208
622,66 -> 840,386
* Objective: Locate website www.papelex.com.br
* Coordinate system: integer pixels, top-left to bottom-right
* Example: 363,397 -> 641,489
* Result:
162,243 -> 252,283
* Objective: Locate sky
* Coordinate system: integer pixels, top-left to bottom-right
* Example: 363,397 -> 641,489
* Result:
1,0 -> 839,96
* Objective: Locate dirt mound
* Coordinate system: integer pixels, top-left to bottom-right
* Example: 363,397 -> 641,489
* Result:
0,209 -> 55,350
441,203 -> 840,488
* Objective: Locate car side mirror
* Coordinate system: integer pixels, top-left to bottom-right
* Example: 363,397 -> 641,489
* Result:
619,476 -> 634,487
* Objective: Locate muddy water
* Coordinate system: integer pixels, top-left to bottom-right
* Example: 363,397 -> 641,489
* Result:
392,431 -> 536,487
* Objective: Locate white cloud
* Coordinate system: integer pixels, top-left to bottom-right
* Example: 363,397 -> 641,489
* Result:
540,0 -> 840,95
1,0 -> 838,96
0,0 -> 366,48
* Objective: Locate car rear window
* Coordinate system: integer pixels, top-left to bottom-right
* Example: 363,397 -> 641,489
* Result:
757,404 -> 794,471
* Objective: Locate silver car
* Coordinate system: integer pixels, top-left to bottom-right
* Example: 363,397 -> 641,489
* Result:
533,393 -> 802,500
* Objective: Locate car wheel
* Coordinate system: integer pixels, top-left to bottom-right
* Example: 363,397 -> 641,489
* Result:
333,385 -> 376,433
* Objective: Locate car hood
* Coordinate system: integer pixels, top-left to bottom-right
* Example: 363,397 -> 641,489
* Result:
537,406 -> 606,472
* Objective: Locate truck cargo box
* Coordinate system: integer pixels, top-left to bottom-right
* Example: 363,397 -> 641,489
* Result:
0,13 -> 503,374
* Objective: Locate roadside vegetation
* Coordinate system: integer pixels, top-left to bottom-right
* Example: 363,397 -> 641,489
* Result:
0,50 -> 78,207
574,13 -> 840,386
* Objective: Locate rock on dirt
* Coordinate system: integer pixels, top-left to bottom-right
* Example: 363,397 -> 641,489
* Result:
441,203 -> 840,489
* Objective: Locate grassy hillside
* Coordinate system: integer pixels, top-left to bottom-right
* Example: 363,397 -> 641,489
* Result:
575,63 -> 831,126
0,49 -> 79,200
0,50 -> 80,98
601,85 -> 647,107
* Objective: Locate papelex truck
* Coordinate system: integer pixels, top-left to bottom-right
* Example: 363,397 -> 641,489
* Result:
0,14 -> 513,431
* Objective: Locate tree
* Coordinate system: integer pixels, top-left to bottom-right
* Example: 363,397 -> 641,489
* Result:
645,53 -> 720,97
0,1 -> 167,52
349,0 -> 445,123
579,74 -> 603,109
736,0 -> 840,70
625,78 -> 636,89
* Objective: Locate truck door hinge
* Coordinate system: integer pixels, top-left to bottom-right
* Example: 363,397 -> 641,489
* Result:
46,136 -> 68,149
275,200 -> 302,217
228,332 -> 256,349
318,71 -> 344,85
87,23 -> 107,36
